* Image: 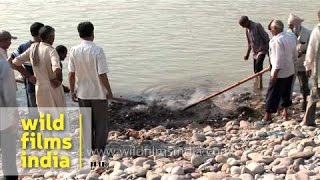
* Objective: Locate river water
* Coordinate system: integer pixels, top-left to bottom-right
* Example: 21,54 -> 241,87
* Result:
1,0 -> 319,102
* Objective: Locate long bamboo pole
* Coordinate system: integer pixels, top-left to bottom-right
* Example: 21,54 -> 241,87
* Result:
183,68 -> 270,111
110,97 -> 146,104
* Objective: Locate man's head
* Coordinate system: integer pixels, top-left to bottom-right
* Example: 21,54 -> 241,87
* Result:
77,21 -> 94,40
287,13 -> 303,36
0,30 -> 17,50
39,25 -> 55,45
270,20 -> 284,36
56,45 -> 67,61
239,16 -> 250,28
30,22 -> 44,37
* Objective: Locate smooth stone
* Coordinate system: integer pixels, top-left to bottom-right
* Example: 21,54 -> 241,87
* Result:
227,158 -> 241,166
262,173 -> 282,180
76,174 -> 88,179
248,153 -> 274,164
86,173 -> 99,180
161,174 -> 186,180
32,173 -> 44,178
110,170 -> 127,177
134,157 -> 149,166
89,155 -> 102,163
183,164 -> 196,174
230,166 -> 241,175
182,152 -> 192,161
221,163 -> 231,173
125,166 -> 147,177
44,171 -> 57,179
240,120 -> 251,130
271,165 -> 288,174
192,133 -> 206,142
291,130 -> 305,138
190,173 -> 201,179
215,155 -> 228,163
143,160 -> 156,167
113,153 -> 123,161
203,126 -> 213,133
114,162 -> 128,171
205,172 -> 230,180
283,133 -> 295,141
246,162 -> 265,175
239,173 -> 254,180
191,155 -> 208,167
146,171 -> 161,180
273,145 -> 284,153
300,139 -> 316,147
22,177 -> 33,180
293,158 -> 305,167
289,151 -> 315,160
171,166 -> 184,175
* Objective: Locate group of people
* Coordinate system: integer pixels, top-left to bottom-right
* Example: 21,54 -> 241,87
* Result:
239,10 -> 320,126
0,21 -> 113,179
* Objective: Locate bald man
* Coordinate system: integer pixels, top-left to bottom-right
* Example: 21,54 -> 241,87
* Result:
264,20 -> 296,122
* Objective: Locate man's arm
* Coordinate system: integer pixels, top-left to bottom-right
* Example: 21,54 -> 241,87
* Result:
11,47 -> 37,84
298,28 -> 311,57
244,31 -> 251,60
67,49 -> 78,102
7,56 -> 34,81
68,72 -> 77,102
96,48 -> 113,99
99,73 -> 113,99
304,26 -> 320,75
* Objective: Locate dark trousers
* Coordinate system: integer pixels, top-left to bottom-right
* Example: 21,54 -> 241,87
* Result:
253,54 -> 266,73
265,75 -> 294,113
297,71 -> 310,97
78,99 -> 108,154
0,128 -> 18,179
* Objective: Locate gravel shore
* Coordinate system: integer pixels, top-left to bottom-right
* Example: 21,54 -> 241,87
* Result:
2,90 -> 320,180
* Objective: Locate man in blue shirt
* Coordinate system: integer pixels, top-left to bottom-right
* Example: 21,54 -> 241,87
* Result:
7,22 -> 44,108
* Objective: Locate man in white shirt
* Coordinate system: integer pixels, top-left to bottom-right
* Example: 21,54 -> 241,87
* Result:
263,20 -> 296,122
0,30 -> 18,180
68,21 -> 113,156
302,10 -> 320,126
288,13 -> 311,111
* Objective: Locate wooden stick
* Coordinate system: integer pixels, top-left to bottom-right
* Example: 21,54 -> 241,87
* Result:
183,68 -> 270,111
110,97 -> 146,104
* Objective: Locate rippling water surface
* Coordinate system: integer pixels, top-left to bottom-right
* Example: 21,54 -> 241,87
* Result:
1,0 -> 319,98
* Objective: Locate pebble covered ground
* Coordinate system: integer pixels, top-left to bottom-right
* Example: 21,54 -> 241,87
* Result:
4,91 -> 320,180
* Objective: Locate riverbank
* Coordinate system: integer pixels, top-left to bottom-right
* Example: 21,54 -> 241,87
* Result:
7,90 -> 320,180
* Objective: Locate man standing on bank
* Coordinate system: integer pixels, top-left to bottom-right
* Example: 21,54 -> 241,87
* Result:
239,16 -> 270,90
302,10 -> 320,126
68,21 -> 113,155
0,30 -> 18,180
288,13 -> 311,111
8,22 -> 44,109
264,20 -> 296,122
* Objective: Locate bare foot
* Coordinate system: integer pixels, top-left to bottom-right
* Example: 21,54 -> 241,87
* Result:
282,109 -> 290,120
